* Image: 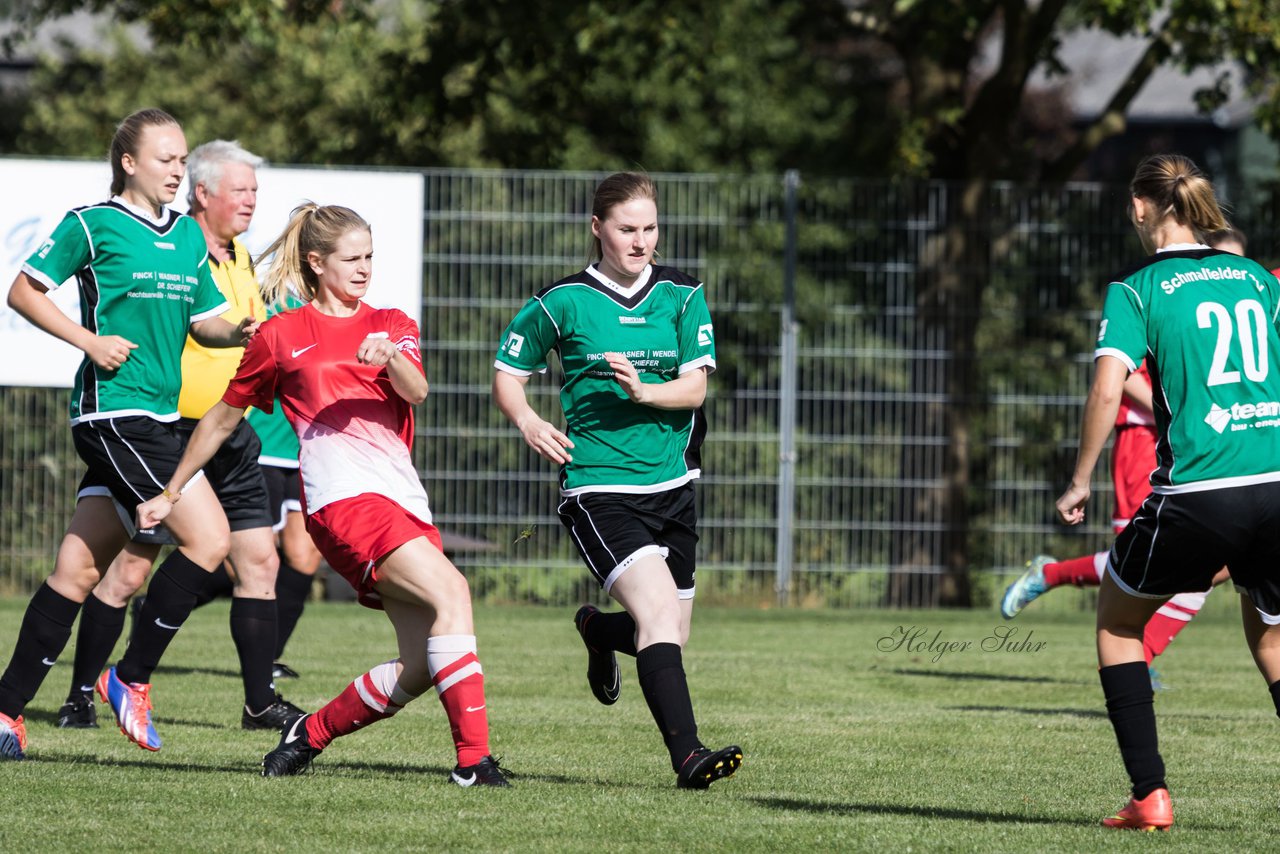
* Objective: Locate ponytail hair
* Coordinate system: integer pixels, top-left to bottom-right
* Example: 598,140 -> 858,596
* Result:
1129,154 -> 1228,241
589,171 -> 658,263
258,203 -> 370,306
109,108 -> 181,197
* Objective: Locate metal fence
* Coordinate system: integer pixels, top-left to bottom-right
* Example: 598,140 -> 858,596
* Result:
1,169 -> 1254,606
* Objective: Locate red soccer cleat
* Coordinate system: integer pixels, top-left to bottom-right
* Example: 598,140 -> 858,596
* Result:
1101,788 -> 1173,831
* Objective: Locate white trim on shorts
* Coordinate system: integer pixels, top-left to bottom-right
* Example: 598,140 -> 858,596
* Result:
77,469 -> 206,539
601,544 -> 694,600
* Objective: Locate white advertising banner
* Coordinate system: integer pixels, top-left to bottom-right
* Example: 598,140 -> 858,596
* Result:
0,159 -> 424,388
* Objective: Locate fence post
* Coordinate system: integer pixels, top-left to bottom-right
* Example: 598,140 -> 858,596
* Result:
776,169 -> 800,605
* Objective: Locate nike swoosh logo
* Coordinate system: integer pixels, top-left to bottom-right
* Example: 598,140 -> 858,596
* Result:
452,771 -> 477,787
42,657 -> 57,666
284,715 -> 307,745
154,618 -> 181,631
465,705 -> 486,713
292,344 -> 318,358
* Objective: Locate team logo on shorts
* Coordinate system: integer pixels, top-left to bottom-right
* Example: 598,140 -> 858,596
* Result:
503,332 -> 525,358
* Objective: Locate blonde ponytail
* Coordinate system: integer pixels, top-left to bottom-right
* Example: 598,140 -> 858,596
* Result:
258,203 -> 370,306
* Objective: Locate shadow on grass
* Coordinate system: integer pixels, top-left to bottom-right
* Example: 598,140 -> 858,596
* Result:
750,795 -> 1078,826
890,668 -> 1085,685
948,704 -> 1105,719
153,665 -> 241,679
752,795 -> 1235,833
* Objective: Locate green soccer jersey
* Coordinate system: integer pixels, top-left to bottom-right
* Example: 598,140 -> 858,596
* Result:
23,200 -> 227,424
495,264 -> 716,495
246,294 -> 306,466
1096,245 -> 1280,492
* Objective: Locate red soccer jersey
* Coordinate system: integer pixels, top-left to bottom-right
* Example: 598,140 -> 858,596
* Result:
1115,359 -> 1155,428
223,301 -> 430,522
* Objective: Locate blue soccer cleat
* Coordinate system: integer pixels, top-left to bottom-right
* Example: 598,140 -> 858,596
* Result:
1001,555 -> 1055,619
96,666 -> 161,751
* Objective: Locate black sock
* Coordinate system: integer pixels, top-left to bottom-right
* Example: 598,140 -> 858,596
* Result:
1100,661 -> 1167,800
116,551 -> 210,685
273,560 -> 312,659
0,582 -> 82,718
583,609 -> 639,657
193,565 -> 235,608
1269,680 -> 1280,718
636,642 -> 702,771
68,594 -> 126,701
230,597 -> 279,711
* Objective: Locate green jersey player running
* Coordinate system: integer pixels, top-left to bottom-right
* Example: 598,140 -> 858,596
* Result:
492,171 -> 741,789
1057,153 -> 1280,831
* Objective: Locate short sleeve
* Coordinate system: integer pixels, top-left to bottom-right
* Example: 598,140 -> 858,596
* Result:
677,285 -> 716,375
188,250 -> 229,323
494,296 -> 559,375
21,211 -> 92,291
1094,280 -> 1146,372
388,309 -> 423,369
223,326 -> 279,411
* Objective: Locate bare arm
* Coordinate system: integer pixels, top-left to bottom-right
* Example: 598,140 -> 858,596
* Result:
357,336 -> 428,404
190,315 -> 258,348
8,271 -> 137,370
1122,369 -> 1153,417
1056,355 -> 1128,525
135,401 -> 246,529
606,352 -> 708,409
492,369 -> 573,464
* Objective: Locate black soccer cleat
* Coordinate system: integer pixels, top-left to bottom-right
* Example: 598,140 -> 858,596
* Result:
676,744 -> 743,789
56,694 -> 99,729
243,694 -> 307,730
261,714 -> 322,777
448,755 -> 512,787
272,661 -> 300,680
574,605 -> 620,705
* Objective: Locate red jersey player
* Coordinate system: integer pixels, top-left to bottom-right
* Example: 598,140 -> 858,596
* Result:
137,204 -> 508,785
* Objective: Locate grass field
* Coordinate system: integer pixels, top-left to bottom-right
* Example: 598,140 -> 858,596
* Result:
1,593 -> 1275,852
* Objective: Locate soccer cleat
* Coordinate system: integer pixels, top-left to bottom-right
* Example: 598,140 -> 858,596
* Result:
272,661 -> 300,680
242,694 -> 307,730
1102,788 -> 1174,831
262,714 -> 322,777
57,694 -> 99,728
677,744 -> 743,789
574,605 -> 620,705
1148,665 -> 1169,692
1000,555 -> 1055,619
448,755 -> 512,787
95,666 -> 161,751
0,712 -> 27,760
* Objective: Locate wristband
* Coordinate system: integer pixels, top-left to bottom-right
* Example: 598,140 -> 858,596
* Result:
161,487 -> 181,505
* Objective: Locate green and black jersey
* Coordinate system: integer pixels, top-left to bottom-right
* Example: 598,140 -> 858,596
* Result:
1096,245 -> 1280,492
22,199 -> 227,424
495,264 -> 716,495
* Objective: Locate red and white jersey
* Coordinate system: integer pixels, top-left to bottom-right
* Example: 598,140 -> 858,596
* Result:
1115,359 -> 1155,429
223,302 -> 430,522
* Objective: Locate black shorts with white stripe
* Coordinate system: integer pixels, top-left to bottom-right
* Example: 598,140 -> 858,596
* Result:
557,483 -> 698,598
129,418 -> 274,545
260,463 -> 302,532
73,415 -> 187,516
1109,480 -> 1280,619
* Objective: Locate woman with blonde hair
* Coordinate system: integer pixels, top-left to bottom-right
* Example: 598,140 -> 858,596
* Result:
0,108 -> 255,761
138,203 -> 508,785
1058,153 -> 1280,829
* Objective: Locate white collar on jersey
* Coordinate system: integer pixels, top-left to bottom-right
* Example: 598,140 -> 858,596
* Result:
111,195 -> 171,225
586,263 -> 652,298
1156,242 -> 1209,253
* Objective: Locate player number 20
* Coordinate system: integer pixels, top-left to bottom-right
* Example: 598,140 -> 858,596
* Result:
1197,299 -> 1269,386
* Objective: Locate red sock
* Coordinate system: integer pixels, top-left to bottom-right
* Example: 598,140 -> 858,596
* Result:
429,636 -> 491,767
1043,554 -> 1103,588
305,664 -> 405,750
1143,612 -> 1191,662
